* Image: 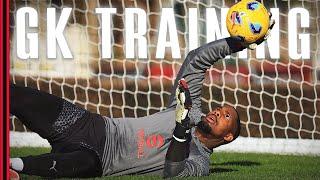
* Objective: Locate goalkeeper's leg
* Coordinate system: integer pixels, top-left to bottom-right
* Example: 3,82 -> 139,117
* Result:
16,150 -> 102,178
10,83 -> 87,143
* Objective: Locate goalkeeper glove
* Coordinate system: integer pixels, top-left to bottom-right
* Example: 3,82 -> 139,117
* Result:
173,79 -> 192,142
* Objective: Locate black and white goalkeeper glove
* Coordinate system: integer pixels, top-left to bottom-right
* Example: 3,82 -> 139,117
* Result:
173,78 -> 192,142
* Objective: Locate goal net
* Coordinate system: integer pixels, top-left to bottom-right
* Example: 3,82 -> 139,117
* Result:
10,0 -> 320,155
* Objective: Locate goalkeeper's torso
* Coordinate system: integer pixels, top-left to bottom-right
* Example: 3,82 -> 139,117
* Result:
101,108 -> 176,176
100,107 -> 211,177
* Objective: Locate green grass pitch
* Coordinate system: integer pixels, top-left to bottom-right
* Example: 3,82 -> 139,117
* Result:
10,147 -> 320,179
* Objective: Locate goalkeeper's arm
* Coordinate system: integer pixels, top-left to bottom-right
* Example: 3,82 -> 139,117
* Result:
163,79 -> 193,178
167,15 -> 275,109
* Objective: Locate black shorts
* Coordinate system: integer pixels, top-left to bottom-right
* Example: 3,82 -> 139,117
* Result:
47,101 -> 106,166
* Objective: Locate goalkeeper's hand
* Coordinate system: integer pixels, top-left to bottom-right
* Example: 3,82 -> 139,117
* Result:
175,78 -> 192,126
173,79 -> 192,142
238,12 -> 276,50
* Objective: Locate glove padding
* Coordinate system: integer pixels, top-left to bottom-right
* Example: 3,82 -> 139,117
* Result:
175,78 -> 192,127
173,79 -> 192,142
238,12 -> 276,50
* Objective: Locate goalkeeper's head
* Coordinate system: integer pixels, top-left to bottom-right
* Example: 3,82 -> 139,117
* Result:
195,105 -> 241,149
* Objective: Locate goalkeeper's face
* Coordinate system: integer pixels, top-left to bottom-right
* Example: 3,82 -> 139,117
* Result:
200,105 -> 239,143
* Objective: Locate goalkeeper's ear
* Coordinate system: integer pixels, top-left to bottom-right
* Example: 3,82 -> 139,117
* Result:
223,133 -> 234,142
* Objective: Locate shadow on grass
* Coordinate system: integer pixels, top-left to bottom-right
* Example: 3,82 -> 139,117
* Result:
212,161 -> 261,166
210,161 -> 260,174
210,167 -> 238,173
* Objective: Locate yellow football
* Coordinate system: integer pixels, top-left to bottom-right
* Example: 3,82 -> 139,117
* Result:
226,0 -> 270,43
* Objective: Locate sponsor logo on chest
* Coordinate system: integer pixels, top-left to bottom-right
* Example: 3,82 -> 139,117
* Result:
137,129 -> 165,159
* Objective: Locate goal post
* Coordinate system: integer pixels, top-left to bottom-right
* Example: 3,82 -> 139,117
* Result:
10,0 -> 320,155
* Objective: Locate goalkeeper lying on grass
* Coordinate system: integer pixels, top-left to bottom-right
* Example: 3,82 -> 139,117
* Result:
10,19 -> 274,178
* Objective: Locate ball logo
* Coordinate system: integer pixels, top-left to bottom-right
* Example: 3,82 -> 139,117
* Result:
249,23 -> 262,34
247,2 -> 259,10
231,11 -> 242,25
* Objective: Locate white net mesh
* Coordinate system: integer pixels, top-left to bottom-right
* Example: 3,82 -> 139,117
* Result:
10,0 -> 320,144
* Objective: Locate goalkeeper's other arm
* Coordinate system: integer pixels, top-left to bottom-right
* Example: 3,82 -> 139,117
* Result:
163,79 -> 192,178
